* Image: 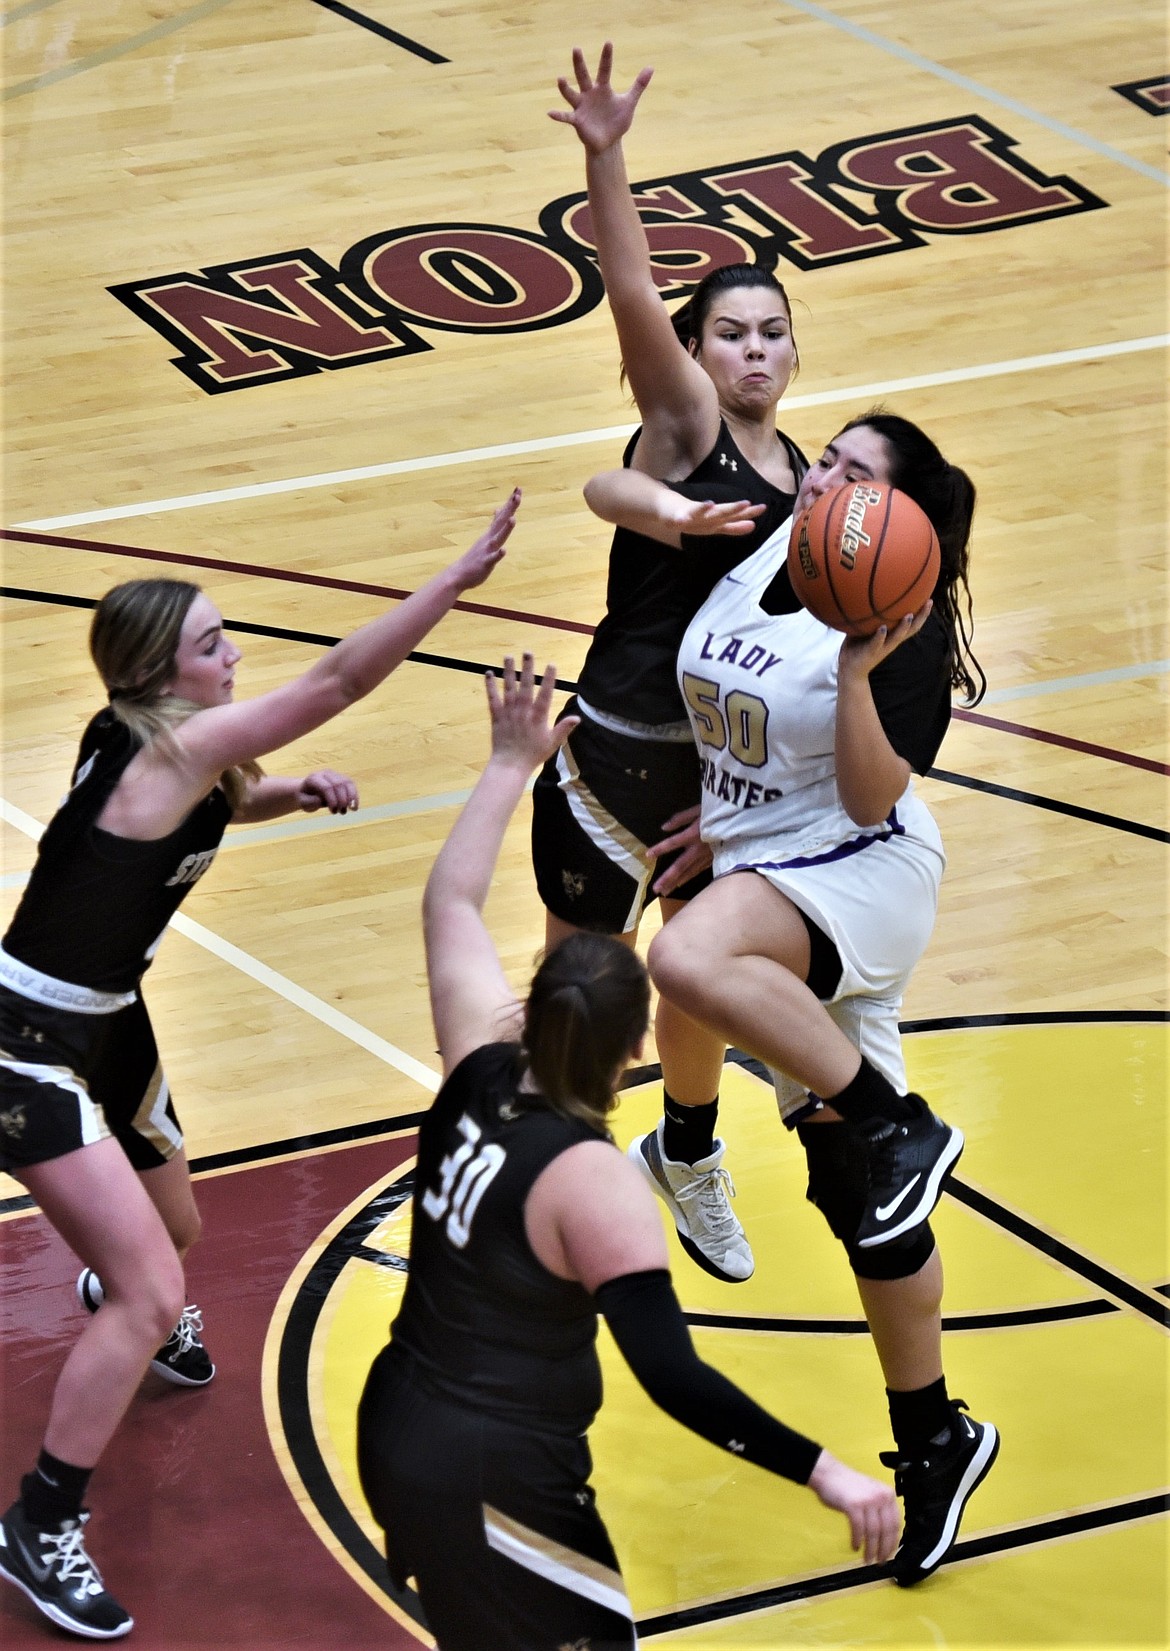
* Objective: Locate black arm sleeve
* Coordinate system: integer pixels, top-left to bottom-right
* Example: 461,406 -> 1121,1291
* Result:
595,1269 -> 823,1485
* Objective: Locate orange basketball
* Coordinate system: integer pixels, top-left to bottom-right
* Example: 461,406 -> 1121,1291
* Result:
787,481 -> 940,637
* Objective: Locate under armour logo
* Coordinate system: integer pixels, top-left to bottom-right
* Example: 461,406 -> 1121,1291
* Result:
21,1026 -> 46,1044
623,767 -> 648,782
561,870 -> 586,899
719,452 -> 738,473
727,1439 -> 745,1453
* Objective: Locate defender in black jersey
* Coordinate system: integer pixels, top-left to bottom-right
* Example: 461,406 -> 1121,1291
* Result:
535,45 -> 811,1289
358,656 -> 899,1651
0,496 -> 518,1641
586,414 -> 998,1591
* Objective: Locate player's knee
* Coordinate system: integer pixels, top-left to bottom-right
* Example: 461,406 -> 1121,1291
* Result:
647,922 -> 703,1010
168,1201 -> 202,1256
104,1253 -> 184,1344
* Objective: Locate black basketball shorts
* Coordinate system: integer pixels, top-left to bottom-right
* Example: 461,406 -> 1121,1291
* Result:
0,983 -> 182,1173
531,700 -> 712,936
358,1348 -> 637,1651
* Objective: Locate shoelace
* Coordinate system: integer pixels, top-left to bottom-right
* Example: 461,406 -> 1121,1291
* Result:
864,1123 -> 909,1197
39,1518 -> 105,1597
163,1305 -> 204,1355
675,1165 -> 739,1235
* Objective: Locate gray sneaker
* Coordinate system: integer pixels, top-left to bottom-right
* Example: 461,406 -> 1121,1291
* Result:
0,1501 -> 132,1639
628,1123 -> 754,1282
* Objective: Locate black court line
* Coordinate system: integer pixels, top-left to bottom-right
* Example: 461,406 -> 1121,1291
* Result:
305,0 -> 447,62
5,588 -> 1165,844
274,1176 -> 432,1633
0,1111 -> 433,1217
945,1178 -> 1170,1328
930,766 -> 1169,845
635,1490 -> 1170,1637
685,1296 -> 1130,1335
901,1008 -> 1169,1033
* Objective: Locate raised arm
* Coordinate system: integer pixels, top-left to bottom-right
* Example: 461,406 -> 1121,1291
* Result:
423,655 -> 579,1075
171,494 -> 520,800
550,44 -> 719,472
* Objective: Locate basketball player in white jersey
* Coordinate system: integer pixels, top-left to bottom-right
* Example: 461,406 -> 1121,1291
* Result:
585,411 -> 998,1589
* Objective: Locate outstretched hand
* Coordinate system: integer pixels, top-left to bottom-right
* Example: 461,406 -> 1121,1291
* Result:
676,497 -> 767,538
548,42 -> 653,156
453,489 -> 521,592
838,601 -> 932,680
486,653 -> 579,774
807,1451 -> 901,1567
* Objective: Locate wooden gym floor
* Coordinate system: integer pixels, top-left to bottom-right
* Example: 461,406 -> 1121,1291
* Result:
1,3 -> 1167,1646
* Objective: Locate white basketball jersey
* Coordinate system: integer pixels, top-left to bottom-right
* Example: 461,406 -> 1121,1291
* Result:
676,519 -> 926,876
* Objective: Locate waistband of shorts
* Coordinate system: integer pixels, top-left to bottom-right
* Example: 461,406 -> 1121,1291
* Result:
0,947 -> 136,1014
575,696 -> 694,744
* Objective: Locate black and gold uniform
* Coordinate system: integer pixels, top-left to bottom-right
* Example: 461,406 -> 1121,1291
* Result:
531,421 -> 805,933
0,709 -> 231,1172
358,1042 -> 825,1651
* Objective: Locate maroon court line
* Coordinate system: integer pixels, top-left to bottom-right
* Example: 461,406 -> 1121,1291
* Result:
5,528 -> 1164,777
952,707 -> 1169,777
0,526 -> 596,636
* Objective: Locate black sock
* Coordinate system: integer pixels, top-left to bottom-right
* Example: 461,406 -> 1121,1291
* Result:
21,1450 -> 93,1527
887,1378 -> 954,1457
824,1057 -> 917,1127
661,1092 -> 719,1165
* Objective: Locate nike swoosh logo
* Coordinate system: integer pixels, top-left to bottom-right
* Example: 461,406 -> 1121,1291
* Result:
874,1174 -> 923,1222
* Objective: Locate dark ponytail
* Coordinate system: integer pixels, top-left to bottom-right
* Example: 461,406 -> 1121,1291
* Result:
840,410 -> 986,704
521,934 -> 650,1130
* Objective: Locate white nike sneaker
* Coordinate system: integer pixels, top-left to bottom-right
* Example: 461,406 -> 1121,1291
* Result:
628,1123 -> 754,1282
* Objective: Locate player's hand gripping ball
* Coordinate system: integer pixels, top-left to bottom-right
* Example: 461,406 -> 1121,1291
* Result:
788,481 -> 940,636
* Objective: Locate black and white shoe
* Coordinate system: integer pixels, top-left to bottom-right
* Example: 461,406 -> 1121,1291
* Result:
0,1501 -> 132,1639
854,1096 -> 964,1248
77,1268 -> 215,1388
881,1404 -> 1000,1585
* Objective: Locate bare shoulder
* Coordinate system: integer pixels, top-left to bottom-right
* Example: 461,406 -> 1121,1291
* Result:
527,1136 -> 668,1292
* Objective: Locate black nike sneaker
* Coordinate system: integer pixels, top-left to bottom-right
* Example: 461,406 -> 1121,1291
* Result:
881,1404 -> 1000,1585
0,1501 -> 132,1638
855,1095 -> 964,1248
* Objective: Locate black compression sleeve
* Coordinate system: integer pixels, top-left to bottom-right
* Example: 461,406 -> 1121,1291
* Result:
595,1269 -> 823,1485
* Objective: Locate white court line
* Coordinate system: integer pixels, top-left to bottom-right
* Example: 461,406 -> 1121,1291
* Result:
981,661 -> 1170,706
0,795 -> 440,1093
778,0 -> 1170,188
10,336 -> 1166,532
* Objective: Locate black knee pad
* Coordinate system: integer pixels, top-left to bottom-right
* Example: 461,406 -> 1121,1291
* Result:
797,1120 -> 868,1243
847,1222 -> 936,1280
797,1120 -> 936,1279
